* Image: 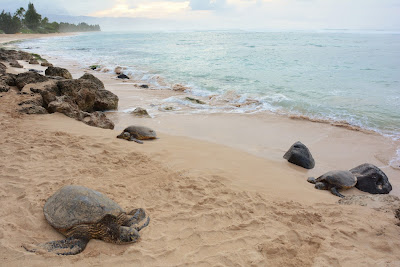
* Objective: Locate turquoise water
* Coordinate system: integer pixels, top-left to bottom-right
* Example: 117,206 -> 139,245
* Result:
19,31 -> 400,139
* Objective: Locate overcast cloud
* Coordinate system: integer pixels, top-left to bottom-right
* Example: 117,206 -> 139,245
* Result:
2,0 -> 399,30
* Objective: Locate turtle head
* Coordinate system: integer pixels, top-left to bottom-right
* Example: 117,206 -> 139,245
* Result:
119,226 -> 140,243
315,182 -> 328,190
117,132 -> 131,140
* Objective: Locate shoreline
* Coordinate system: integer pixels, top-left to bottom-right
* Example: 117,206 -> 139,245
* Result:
1,35 -> 400,265
0,33 -> 77,47
20,39 -> 400,195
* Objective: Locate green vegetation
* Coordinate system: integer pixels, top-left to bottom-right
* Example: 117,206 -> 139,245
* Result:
89,65 -> 101,70
0,2 -> 101,34
31,53 -> 45,61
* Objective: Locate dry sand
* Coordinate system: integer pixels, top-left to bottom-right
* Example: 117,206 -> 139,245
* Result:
0,35 -> 400,266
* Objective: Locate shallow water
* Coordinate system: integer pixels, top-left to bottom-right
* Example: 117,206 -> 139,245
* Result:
19,31 -> 400,147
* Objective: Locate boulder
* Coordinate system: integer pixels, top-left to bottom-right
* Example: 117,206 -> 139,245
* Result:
47,96 -> 114,129
56,79 -> 118,112
0,80 -> 10,92
15,72 -> 49,90
78,73 -> 105,89
47,96 -> 81,117
81,111 -> 114,129
41,62 -> 53,67
114,66 -> 123,74
56,79 -> 98,112
131,107 -> 150,118
283,141 -> 315,169
45,66 -> 73,79
0,62 -> 6,75
2,73 -> 16,86
19,105 -> 48,114
94,89 -> 119,111
117,74 -> 129,79
350,163 -> 392,194
172,84 -> 189,92
10,60 -> 23,68
29,59 -> 39,64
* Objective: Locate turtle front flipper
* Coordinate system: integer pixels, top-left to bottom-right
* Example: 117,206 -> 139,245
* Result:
24,236 -> 89,255
307,177 -> 317,184
330,187 -> 345,198
125,208 -> 147,226
129,136 -> 143,144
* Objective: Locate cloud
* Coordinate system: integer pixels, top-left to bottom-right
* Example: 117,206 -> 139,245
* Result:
189,0 -> 227,10
90,0 -> 190,19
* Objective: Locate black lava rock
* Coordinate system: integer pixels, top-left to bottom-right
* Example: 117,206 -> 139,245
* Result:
350,163 -> 392,194
117,74 -> 129,79
283,141 -> 315,169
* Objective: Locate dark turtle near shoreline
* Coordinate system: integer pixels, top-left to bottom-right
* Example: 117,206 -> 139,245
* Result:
307,170 -> 357,198
25,185 -> 150,255
117,125 -> 157,144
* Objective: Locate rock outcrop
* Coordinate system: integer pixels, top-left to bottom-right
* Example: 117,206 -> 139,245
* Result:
2,48 -> 118,129
15,72 -> 49,90
55,77 -> 118,112
45,66 -> 73,79
78,73 -> 105,89
283,141 -> 315,169
350,163 -> 392,194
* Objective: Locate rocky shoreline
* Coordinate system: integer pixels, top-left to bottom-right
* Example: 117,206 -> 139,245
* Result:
0,48 -> 118,129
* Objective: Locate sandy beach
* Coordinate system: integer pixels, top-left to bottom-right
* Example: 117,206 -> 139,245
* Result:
1,34 -> 400,266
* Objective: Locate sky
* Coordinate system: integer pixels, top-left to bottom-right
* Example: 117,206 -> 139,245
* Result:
2,0 -> 400,31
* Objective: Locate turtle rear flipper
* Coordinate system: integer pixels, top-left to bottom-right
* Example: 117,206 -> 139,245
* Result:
24,236 -> 89,255
330,187 -> 345,198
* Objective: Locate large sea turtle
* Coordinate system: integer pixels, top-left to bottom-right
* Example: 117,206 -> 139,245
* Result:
25,185 -> 150,255
307,170 -> 357,198
117,125 -> 157,144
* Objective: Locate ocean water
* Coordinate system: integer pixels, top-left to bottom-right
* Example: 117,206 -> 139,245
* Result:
19,31 -> 400,141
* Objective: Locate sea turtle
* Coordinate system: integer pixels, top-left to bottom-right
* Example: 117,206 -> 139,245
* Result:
307,170 -> 357,198
25,185 -> 150,255
117,125 -> 157,144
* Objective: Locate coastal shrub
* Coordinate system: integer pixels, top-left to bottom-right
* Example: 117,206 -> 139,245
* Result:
0,30 -> 4,34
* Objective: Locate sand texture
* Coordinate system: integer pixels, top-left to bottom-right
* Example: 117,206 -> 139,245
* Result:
0,39 -> 400,266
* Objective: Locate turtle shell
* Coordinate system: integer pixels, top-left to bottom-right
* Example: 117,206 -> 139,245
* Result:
43,185 -> 124,230
316,170 -> 357,189
123,126 -> 156,140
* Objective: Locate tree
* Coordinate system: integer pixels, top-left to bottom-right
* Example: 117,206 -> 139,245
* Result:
0,11 -> 22,34
24,2 -> 41,30
14,7 -> 25,21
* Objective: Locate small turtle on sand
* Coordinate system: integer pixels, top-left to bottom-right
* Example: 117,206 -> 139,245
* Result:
25,185 -> 150,255
307,170 -> 357,198
117,125 -> 157,144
